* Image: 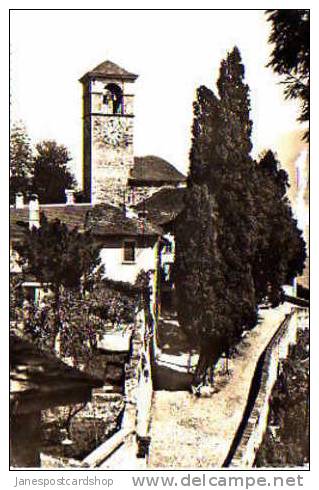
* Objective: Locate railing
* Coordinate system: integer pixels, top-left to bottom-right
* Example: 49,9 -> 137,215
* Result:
82,428 -> 134,467
283,294 -> 309,308
224,307 -> 308,468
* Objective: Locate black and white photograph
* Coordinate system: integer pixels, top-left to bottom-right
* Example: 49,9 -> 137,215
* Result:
8,7 -> 309,474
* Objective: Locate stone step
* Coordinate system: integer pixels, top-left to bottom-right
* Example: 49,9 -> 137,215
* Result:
93,392 -> 123,404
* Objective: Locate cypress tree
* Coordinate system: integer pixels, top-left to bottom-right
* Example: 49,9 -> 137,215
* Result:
174,183 -> 226,383
253,150 -> 306,305
174,47 -> 305,388
217,46 -> 253,156
213,47 -> 258,337
175,48 -> 259,384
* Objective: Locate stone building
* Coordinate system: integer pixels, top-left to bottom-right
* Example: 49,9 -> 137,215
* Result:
128,156 -> 186,205
10,59 -> 186,303
79,60 -> 186,207
80,61 -> 137,206
9,59 -> 187,469
10,197 -> 162,287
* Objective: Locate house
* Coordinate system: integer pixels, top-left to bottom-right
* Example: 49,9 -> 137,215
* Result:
10,333 -> 103,467
10,60 -> 187,308
10,196 -> 162,317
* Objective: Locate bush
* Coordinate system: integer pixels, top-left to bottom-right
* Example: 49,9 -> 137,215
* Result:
255,329 -> 309,467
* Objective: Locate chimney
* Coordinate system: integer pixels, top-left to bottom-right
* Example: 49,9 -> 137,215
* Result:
15,192 -> 24,209
65,189 -> 75,205
29,194 -> 40,230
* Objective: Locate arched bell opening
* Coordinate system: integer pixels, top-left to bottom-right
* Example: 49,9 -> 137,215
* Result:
103,83 -> 124,115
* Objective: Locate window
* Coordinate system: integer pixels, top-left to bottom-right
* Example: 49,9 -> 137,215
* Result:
23,285 -> 36,303
123,240 -> 136,263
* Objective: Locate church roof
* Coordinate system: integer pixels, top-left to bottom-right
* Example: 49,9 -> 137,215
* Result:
135,187 -> 186,225
10,203 -> 162,242
129,156 -> 186,184
80,60 -> 138,83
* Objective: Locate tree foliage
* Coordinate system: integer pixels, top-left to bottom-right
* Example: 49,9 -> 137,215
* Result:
32,140 -> 76,203
266,9 -> 309,139
174,184 -> 226,347
10,130 -> 78,204
22,280 -> 137,368
15,215 -> 144,367
174,47 -> 306,386
10,274 -> 24,324
217,46 -> 253,157
10,122 -> 34,203
253,150 -> 306,305
16,213 -> 101,294
255,328 -> 309,467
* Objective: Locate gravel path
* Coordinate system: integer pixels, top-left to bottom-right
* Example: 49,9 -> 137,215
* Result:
148,304 -> 290,468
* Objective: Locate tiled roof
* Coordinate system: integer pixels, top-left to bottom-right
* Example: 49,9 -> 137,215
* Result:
10,203 -> 162,242
10,333 -> 103,412
11,205 -> 91,235
129,156 -> 186,184
85,203 -> 162,236
135,187 -> 186,225
80,60 -> 138,82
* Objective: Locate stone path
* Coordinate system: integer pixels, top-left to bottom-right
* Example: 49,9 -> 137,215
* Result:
148,304 -> 291,468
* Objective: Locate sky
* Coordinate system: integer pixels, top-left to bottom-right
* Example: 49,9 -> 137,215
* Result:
10,9 -> 305,186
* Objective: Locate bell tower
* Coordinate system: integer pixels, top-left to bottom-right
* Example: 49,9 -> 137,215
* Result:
80,60 -> 138,206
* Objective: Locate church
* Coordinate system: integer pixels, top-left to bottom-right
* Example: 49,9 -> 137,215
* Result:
79,59 -> 186,207
10,60 -> 186,296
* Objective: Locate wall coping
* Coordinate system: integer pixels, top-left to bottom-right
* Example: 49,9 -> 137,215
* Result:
226,308 -> 307,468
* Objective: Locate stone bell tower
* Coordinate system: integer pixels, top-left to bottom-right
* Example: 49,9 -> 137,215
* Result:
80,60 -> 138,206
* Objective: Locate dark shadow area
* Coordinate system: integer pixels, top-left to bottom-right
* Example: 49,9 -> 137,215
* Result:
157,318 -> 192,356
153,363 -> 193,391
152,314 -> 194,391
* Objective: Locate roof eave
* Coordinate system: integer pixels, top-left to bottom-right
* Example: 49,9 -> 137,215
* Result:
128,177 -> 186,184
79,72 -> 138,84
91,230 -> 162,238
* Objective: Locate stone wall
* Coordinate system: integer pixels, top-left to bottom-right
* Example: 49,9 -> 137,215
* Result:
122,308 -> 153,440
82,306 -> 154,467
40,348 -> 127,461
228,308 -> 308,468
40,303 -> 155,468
